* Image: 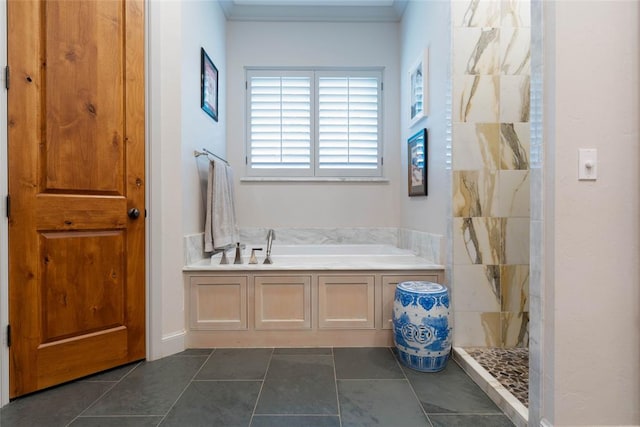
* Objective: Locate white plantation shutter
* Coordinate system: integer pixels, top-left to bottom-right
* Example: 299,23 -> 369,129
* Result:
247,71 -> 312,175
317,72 -> 381,176
246,68 -> 382,178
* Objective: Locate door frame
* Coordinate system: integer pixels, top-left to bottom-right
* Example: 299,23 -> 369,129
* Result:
0,0 -> 163,406
1,0 -> 9,408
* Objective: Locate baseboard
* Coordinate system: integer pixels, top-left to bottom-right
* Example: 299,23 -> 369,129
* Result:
540,418 -> 553,427
161,330 -> 186,357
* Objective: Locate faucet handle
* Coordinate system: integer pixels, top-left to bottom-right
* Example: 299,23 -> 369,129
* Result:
249,248 -> 263,264
233,242 -> 243,264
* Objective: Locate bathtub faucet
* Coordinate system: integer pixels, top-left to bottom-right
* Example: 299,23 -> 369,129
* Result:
264,229 -> 275,264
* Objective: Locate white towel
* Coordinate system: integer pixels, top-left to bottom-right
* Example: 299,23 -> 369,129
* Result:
204,159 -> 239,252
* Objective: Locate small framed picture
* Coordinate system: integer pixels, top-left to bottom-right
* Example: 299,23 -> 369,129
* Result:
409,48 -> 428,126
408,128 -> 428,197
201,47 -> 218,122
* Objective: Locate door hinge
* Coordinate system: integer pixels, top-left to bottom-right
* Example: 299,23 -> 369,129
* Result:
245,156 -> 248,165
381,81 -> 383,91
145,209 -> 147,218
5,65 -> 9,90
381,157 -> 384,166
7,325 -> 11,347
6,195 -> 10,219
245,81 -> 248,90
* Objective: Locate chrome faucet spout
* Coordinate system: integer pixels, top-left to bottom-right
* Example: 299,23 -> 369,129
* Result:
264,229 -> 275,264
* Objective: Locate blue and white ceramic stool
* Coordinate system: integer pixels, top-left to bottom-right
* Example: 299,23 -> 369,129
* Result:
392,281 -> 452,372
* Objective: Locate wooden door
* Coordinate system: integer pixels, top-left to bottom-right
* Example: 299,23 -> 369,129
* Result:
7,0 -> 145,398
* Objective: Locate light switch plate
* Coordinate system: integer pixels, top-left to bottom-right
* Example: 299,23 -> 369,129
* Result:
578,148 -> 597,180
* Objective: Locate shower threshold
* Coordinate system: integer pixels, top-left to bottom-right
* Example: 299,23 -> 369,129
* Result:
453,347 -> 529,427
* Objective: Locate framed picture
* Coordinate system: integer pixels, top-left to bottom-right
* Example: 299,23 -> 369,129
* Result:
201,47 -> 218,121
409,48 -> 428,126
408,128 -> 428,197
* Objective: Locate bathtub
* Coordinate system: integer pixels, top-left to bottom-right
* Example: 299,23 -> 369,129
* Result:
183,243 -> 444,348
184,244 -> 442,271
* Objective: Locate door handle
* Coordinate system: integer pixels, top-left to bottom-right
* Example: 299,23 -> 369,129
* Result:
128,208 -> 140,219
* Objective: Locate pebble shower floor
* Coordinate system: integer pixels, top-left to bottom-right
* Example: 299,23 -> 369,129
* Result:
464,347 -> 529,407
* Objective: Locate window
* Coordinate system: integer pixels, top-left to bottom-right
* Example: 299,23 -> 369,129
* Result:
246,68 -> 383,178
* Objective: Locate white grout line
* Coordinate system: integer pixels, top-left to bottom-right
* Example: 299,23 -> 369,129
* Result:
66,361 -> 144,426
387,347 -> 435,427
331,347 -> 343,427
155,350 -> 216,426
248,347 -> 274,427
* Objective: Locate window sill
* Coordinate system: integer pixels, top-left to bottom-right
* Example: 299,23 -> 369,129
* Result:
240,177 -> 390,183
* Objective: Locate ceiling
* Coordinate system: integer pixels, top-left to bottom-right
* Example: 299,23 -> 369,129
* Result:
218,0 -> 409,22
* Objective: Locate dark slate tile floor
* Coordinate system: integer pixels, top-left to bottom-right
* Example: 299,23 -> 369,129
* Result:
0,348 -> 514,427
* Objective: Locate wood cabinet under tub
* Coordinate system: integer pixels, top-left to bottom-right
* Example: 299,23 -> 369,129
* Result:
185,270 -> 444,348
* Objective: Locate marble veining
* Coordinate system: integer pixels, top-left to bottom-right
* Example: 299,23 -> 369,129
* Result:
503,311 -> 529,347
397,228 -> 443,264
454,75 -> 499,123
452,123 -> 500,170
498,170 -> 530,218
501,28 -> 531,75
454,171 -> 483,217
452,265 -> 501,311
240,227 -> 399,247
184,233 -> 205,265
500,75 -> 530,123
453,0 -> 501,28
485,264 -> 501,302
453,170 -> 497,217
455,27 -> 500,75
454,217 -> 505,265
467,28 -> 500,74
501,0 -> 531,27
500,123 -> 529,169
501,264 -> 529,312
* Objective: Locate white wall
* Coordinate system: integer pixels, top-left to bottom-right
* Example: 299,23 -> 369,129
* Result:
226,21 -> 401,228
181,1 -> 227,234
148,0 -> 226,357
399,0 -> 450,236
543,0 -> 640,424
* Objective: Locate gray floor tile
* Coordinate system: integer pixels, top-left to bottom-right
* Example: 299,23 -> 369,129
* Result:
334,347 -> 404,379
0,381 -> 113,427
402,361 -> 502,414
255,354 -> 338,415
83,356 -> 207,416
70,416 -> 163,426
274,347 -> 332,355
160,381 -> 261,427
81,362 -> 141,382
251,415 -> 341,427
196,348 -> 272,380
338,379 -> 429,427
429,414 -> 515,426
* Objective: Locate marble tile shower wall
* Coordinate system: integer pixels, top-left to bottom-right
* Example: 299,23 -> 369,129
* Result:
451,0 -> 530,348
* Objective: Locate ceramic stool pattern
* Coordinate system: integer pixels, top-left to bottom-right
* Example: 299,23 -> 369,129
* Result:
392,281 -> 452,372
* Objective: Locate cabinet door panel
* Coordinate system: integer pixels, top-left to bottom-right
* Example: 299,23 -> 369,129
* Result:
255,276 -> 311,330
318,275 -> 375,329
190,276 -> 247,330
